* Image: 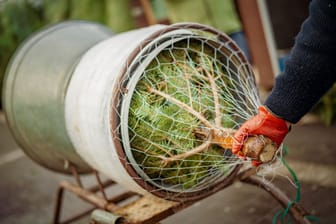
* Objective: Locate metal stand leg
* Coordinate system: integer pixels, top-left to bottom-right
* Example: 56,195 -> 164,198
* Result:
52,165 -> 314,224
52,165 -> 116,224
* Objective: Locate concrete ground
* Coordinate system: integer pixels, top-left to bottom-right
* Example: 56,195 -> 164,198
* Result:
0,111 -> 335,224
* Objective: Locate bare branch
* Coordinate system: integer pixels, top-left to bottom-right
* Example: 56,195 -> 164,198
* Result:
201,57 -> 222,128
158,139 -> 213,166
148,87 -> 214,129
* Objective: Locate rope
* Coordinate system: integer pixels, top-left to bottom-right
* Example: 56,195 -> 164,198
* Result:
272,146 -> 320,224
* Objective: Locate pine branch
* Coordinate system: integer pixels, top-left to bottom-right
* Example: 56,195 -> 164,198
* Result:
158,138 -> 213,166
200,56 -> 222,128
148,86 -> 214,129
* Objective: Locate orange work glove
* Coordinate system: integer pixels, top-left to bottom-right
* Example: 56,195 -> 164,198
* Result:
232,105 -> 290,160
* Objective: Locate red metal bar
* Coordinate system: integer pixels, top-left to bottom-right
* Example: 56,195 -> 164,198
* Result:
52,179 -> 118,224
94,170 -> 108,201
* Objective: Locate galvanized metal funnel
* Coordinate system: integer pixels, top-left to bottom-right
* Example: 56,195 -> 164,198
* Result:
2,21 -> 113,174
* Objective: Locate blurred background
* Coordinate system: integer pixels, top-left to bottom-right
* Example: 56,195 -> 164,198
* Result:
0,0 -> 335,223
0,0 -> 335,124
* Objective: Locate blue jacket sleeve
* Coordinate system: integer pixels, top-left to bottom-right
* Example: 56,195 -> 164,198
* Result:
264,0 -> 336,123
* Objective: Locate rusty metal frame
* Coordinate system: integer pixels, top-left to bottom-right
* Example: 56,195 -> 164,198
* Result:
52,166 -> 313,224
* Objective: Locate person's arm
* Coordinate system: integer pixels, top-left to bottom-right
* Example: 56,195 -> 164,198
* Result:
265,0 -> 336,124
232,0 -> 336,162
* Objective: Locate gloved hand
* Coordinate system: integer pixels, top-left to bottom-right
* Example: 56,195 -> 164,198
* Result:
232,105 -> 290,162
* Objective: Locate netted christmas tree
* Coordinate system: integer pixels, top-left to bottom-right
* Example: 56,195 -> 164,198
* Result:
127,39 -> 259,191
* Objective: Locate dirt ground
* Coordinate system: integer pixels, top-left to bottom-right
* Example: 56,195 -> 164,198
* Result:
0,111 -> 335,224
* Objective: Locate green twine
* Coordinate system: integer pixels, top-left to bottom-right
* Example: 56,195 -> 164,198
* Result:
304,215 -> 321,223
272,146 -> 320,224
